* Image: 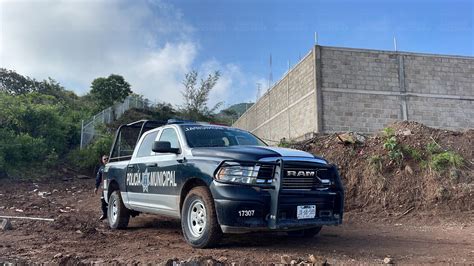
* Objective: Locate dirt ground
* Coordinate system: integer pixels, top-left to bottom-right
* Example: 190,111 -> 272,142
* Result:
0,178 -> 473,264
294,121 -> 474,214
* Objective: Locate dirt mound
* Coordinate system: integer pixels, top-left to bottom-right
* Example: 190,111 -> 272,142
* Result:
294,121 -> 473,214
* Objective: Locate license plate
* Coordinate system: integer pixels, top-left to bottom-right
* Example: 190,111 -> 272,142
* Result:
297,205 -> 316,219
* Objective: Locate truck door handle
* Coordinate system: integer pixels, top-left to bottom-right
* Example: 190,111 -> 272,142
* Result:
146,163 -> 157,167
127,165 -> 136,169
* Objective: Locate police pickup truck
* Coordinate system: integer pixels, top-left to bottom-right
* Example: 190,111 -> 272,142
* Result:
103,120 -> 344,248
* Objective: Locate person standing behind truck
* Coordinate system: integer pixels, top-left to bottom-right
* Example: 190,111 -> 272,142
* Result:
94,155 -> 109,220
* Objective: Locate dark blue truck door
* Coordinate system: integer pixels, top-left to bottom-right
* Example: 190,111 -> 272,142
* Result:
125,130 -> 159,209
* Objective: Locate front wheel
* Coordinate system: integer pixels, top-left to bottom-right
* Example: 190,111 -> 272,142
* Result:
108,190 -> 130,229
287,226 -> 322,238
181,187 -> 222,248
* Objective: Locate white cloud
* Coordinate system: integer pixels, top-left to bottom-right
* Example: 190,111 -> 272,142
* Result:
0,0 -> 196,104
0,0 -> 262,107
199,59 -> 263,110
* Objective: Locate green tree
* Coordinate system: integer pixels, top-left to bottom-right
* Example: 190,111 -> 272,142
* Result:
0,68 -> 40,95
90,74 -> 132,108
180,70 -> 222,121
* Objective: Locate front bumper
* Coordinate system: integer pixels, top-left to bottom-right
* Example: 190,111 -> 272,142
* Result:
211,181 -> 344,234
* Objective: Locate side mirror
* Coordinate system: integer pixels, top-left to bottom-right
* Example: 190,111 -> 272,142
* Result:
152,141 -> 180,154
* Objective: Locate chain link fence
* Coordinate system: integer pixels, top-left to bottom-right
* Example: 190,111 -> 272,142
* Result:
80,95 -> 152,149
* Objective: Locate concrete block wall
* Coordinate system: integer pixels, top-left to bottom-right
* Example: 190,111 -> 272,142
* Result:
320,47 -> 403,132
407,97 -> 474,130
403,54 -> 474,130
234,45 -> 474,141
322,92 -> 401,132
321,48 -> 400,92
404,55 -> 474,96
233,50 -> 316,143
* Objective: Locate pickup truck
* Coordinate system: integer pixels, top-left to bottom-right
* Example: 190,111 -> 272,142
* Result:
103,119 -> 344,248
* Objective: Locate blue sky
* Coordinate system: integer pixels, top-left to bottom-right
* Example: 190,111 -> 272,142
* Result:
1,0 -> 472,108
177,0 -> 473,90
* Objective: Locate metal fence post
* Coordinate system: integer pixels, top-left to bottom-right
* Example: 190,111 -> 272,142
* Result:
80,119 -> 84,150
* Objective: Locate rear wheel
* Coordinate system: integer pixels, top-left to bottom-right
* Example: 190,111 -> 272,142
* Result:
181,187 -> 222,248
287,226 -> 322,238
108,190 -> 130,229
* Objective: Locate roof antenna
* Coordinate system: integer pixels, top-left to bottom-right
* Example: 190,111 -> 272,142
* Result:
268,54 -> 273,91
314,32 -> 318,45
256,83 -> 262,101
393,36 -> 398,51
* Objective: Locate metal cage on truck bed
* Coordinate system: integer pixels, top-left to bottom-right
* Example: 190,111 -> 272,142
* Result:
108,120 -> 166,162
108,119 -> 198,162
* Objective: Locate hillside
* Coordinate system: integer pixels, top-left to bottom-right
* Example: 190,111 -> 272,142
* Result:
292,121 -> 473,215
222,102 -> 254,116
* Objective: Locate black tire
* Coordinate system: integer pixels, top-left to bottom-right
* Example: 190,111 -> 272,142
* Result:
287,226 -> 322,238
108,190 -> 130,229
181,186 -> 222,248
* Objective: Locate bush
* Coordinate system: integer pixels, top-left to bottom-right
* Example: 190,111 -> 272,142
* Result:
0,89 -> 93,178
368,155 -> 383,174
382,127 -> 395,138
278,138 -> 293,148
402,145 -> 422,161
430,151 -> 464,172
68,134 -> 114,172
427,141 -> 443,154
0,128 -> 50,177
383,136 -> 403,163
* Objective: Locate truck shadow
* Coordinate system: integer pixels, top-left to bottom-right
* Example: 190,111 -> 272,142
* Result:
127,215 -> 331,248
119,215 -> 461,256
220,233 -> 310,248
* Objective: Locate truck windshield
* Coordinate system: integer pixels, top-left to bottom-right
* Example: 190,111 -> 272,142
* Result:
181,125 -> 266,148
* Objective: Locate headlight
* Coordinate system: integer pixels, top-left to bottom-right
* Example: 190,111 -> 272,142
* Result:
215,162 -> 263,185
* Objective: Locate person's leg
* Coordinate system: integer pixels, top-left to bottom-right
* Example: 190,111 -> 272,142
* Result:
100,196 -> 108,220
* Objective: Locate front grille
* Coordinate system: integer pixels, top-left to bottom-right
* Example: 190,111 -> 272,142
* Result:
256,164 -> 275,184
281,165 -> 333,190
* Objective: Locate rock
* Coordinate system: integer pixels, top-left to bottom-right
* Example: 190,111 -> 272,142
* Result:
38,191 -> 52,197
308,254 -> 318,263
53,253 -> 63,259
281,255 -> 292,264
205,259 -> 217,266
1,219 -> 12,230
354,132 -> 367,143
218,256 -> 228,263
402,130 -> 412,136
308,254 -> 327,265
405,165 -> 414,175
15,209 -> 23,213
75,230 -> 83,234
336,132 -> 366,144
383,257 -> 394,264
290,260 -> 298,265
337,133 -> 356,144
